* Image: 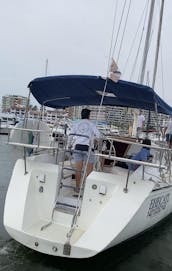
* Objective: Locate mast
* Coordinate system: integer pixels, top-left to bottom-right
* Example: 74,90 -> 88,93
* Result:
152,0 -> 165,89
133,1 -> 155,137
152,0 -> 165,138
140,0 -> 155,84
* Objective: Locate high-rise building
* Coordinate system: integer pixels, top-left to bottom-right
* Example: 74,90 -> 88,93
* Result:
2,95 -> 28,112
70,105 -> 168,130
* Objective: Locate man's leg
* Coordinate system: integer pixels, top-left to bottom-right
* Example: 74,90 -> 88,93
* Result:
136,127 -> 139,140
169,134 -> 172,148
75,160 -> 83,192
86,151 -> 95,176
87,162 -> 93,176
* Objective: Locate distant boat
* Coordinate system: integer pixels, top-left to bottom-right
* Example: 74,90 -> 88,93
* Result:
0,113 -> 18,135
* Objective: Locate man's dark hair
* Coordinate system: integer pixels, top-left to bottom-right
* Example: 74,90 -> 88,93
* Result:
81,108 -> 91,119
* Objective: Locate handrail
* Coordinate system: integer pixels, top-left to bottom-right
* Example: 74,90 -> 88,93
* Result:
95,153 -> 166,169
68,133 -> 90,139
7,142 -> 57,150
9,127 -> 50,133
106,136 -> 170,152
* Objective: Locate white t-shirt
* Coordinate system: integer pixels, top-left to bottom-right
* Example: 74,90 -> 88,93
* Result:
68,119 -> 100,147
137,114 -> 145,128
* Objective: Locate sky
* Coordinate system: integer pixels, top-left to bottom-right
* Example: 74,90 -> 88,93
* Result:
0,0 -> 172,107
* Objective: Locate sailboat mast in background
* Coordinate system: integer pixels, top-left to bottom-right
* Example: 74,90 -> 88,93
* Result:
152,0 -> 165,89
139,0 -> 155,84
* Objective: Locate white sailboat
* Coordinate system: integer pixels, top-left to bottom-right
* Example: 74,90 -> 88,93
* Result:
0,113 -> 18,135
4,0 -> 172,259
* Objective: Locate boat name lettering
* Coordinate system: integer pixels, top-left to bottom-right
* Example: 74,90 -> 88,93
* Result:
147,193 -> 170,217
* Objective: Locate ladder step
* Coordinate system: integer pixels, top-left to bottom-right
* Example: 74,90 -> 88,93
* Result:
63,167 -> 76,171
56,201 -> 78,209
61,184 -> 75,190
63,174 -> 73,179
55,205 -> 75,215
62,174 -> 75,180
63,167 -> 83,173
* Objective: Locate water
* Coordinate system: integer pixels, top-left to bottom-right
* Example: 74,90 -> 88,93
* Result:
0,135 -> 172,270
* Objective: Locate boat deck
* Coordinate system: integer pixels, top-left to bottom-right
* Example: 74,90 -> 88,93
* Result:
25,218 -> 84,244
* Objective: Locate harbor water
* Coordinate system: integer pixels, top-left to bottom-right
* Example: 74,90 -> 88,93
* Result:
1,135 -> 172,271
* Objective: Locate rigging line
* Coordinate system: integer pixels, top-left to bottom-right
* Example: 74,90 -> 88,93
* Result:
116,0 -> 132,63
41,59 -> 49,123
146,71 -> 150,85
112,0 -> 128,58
160,44 -> 165,99
129,25 -> 145,81
110,0 -> 118,48
151,0 -> 165,141
106,0 -> 119,71
130,2 -> 150,81
152,0 -> 165,89
123,0 -> 149,75
97,0 -> 128,122
140,0 -> 156,84
156,0 -> 165,100
137,30 -> 154,83
96,0 -> 118,123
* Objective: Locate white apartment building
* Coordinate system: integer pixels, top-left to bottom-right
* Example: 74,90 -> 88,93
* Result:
2,95 -> 27,112
1,93 -> 168,130
69,105 -> 107,121
70,105 -> 168,130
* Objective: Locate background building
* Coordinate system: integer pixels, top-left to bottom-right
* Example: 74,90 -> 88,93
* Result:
1,94 -> 169,132
69,105 -> 168,133
2,95 -> 27,112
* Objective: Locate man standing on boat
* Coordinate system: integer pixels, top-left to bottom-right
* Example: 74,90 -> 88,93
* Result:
136,110 -> 145,140
68,108 -> 100,195
163,117 -> 172,148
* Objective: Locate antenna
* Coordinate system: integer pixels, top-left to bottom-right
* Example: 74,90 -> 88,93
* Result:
45,59 -> 48,76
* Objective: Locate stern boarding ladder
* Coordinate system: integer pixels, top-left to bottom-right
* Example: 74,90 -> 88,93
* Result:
55,133 -> 95,214
52,135 -> 117,217
40,132 -> 97,256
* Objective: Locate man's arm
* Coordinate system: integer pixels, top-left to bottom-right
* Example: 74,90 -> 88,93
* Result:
68,124 -> 76,147
163,126 -> 167,137
142,115 -> 145,129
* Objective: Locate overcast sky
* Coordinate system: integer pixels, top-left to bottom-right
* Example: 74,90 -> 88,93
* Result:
0,0 -> 172,106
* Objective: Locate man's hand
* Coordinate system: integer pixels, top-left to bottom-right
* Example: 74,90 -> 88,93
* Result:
68,144 -> 72,150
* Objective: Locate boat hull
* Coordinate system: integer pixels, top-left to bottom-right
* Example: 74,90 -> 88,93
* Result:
4,159 -> 172,258
107,186 -> 172,249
